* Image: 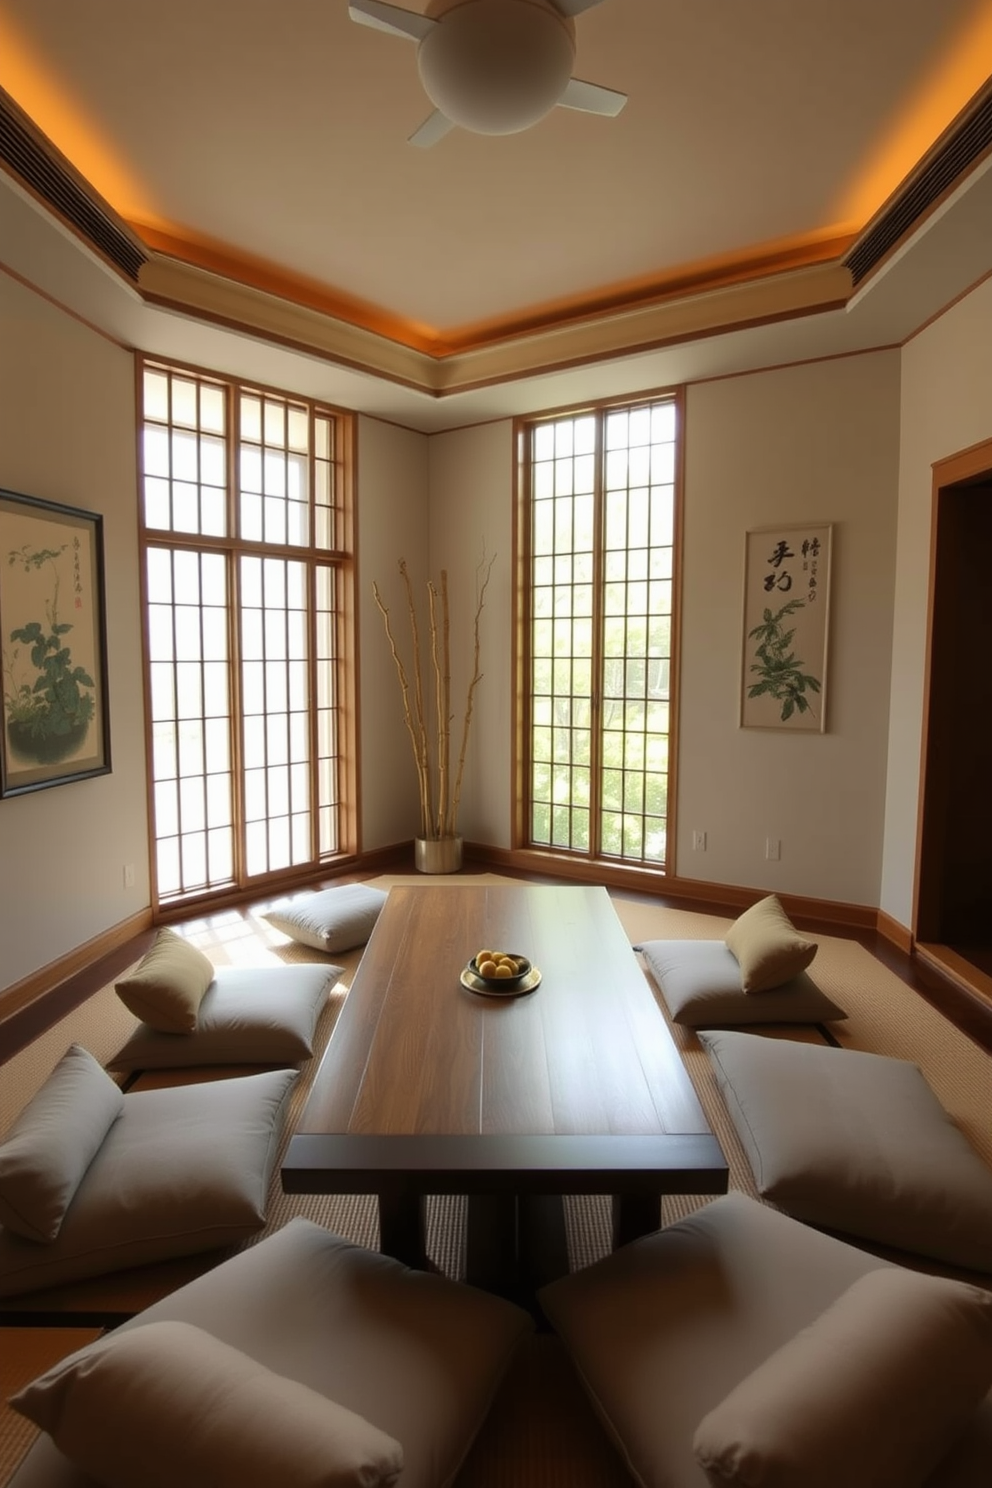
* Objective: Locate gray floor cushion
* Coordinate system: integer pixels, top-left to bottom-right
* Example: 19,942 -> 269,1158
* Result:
108,962 -> 339,1070
8,1216 -> 534,1488
262,882 -> 388,953
640,939 -> 846,1026
0,1068 -> 297,1297
538,1192 -> 992,1488
699,1028 -> 992,1272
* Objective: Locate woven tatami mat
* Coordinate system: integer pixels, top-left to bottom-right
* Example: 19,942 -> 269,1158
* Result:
1,1329 -> 100,1481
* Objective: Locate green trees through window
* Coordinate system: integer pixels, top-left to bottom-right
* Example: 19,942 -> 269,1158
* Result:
523,397 -> 678,868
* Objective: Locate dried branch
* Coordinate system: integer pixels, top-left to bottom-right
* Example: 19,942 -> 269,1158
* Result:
449,551 -> 496,835
372,576 -> 432,837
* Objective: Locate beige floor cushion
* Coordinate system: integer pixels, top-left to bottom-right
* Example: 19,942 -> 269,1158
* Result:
699,1029 -> 992,1272
262,882 -> 388,953
539,1192 -> 992,1488
640,940 -> 846,1027
9,1216 -> 534,1488
108,962 -> 338,1070
0,1068 -> 296,1297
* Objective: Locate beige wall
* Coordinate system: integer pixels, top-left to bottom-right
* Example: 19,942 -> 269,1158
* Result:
880,273 -> 992,929
356,415 -> 430,850
0,270 -> 148,993
679,352 -> 901,904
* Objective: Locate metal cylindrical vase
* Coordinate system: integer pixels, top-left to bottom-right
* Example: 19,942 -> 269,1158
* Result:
414,835 -> 463,874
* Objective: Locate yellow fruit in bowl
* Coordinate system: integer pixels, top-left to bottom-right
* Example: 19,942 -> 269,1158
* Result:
476,949 -> 493,965
494,964 -> 513,978
478,958 -> 498,978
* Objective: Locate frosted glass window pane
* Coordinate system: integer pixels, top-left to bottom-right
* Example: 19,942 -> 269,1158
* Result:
264,400 -> 285,444
200,384 -> 225,434
241,447 -> 262,493
152,723 -> 177,781
243,768 -> 267,822
267,765 -> 289,817
157,837 -> 181,896
289,660 -> 308,711
241,609 -> 263,660
287,500 -> 308,547
148,606 -> 174,661
291,813 -> 310,862
176,663 -> 203,719
201,608 -> 227,661
178,720 -> 204,777
241,493 -> 262,542
315,418 -> 329,460
205,717 -> 230,773
172,484 -> 200,533
240,558 -> 262,608
203,662 -> 229,716
181,833 -> 207,888
172,379 -> 197,427
264,561 -> 286,608
175,606 -> 203,660
206,772 -> 232,827
266,713 -> 288,766
264,611 -> 287,660
245,820 -> 267,876
266,662 -> 287,713
241,395 -> 261,442
286,451 -> 307,502
208,827 -> 233,881
200,435 -> 225,486
155,780 -> 179,838
144,478 -> 171,529
290,710 -> 309,761
288,407 -> 309,452
150,663 -> 176,721
180,776 -> 206,833
264,498 -> 287,546
144,370 -> 169,420
315,507 -> 331,551
288,564 -> 307,610
263,452 -> 286,498
172,430 -> 198,482
201,552 -> 226,602
287,612 -> 307,662
243,714 -> 266,769
200,488 -> 227,537
267,817 -> 290,871
143,427 -> 170,478
242,661 -> 265,714
173,550 -> 201,603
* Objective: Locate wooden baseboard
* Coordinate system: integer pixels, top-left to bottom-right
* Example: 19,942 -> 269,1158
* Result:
876,910 -> 914,954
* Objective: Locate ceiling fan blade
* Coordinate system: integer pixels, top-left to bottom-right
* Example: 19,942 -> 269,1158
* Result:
409,109 -> 456,148
558,76 -> 627,117
348,0 -> 435,42
554,0 -> 609,16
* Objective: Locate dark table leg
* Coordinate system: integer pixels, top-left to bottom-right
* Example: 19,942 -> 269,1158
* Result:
466,1192 -> 570,1305
612,1192 -> 661,1250
378,1191 -> 428,1269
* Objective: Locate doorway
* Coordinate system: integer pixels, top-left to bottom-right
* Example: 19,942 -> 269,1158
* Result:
915,440 -> 992,987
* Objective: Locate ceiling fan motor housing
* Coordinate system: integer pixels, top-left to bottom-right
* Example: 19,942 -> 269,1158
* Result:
418,0 -> 577,135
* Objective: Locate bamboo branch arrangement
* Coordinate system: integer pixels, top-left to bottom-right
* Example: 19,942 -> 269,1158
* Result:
373,551 -> 495,841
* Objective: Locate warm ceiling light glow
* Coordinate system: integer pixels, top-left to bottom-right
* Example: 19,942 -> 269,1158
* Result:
834,2 -> 992,230
0,11 -> 157,220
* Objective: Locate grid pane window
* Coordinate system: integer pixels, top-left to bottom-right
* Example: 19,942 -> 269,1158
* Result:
140,362 -> 352,907
525,397 -> 677,868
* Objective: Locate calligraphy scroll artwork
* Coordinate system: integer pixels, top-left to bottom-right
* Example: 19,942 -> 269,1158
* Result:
740,524 -> 832,732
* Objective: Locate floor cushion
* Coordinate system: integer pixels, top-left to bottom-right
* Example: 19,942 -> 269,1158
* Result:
261,882 -> 388,953
640,940 -> 846,1027
108,963 -> 339,1071
538,1192 -> 992,1488
114,927 -> 215,1032
724,893 -> 818,992
699,1028 -> 992,1272
12,1319 -> 404,1488
8,1216 -> 534,1488
0,1045 -> 123,1243
0,1068 -> 296,1297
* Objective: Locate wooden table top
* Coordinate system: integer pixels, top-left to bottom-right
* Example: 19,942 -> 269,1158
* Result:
294,883 -> 712,1141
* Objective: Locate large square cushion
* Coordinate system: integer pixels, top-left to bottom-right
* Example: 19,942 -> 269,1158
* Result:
699,1029 -> 992,1272
539,1192 -> 992,1488
0,1068 -> 296,1297
108,963 -> 338,1071
8,1216 -> 534,1488
641,940 -> 846,1027
262,883 -> 388,953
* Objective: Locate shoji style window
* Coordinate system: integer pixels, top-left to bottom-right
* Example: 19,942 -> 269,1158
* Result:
519,394 -> 680,869
139,361 -> 354,907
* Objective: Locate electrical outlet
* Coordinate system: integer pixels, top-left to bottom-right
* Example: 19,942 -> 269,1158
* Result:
692,830 -> 707,851
765,838 -> 781,861
123,863 -> 136,889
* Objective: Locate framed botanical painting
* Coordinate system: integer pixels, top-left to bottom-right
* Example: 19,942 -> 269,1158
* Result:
0,488 -> 111,796
740,523 -> 832,732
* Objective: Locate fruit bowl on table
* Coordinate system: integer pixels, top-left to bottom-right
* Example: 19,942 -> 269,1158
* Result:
469,951 -> 532,988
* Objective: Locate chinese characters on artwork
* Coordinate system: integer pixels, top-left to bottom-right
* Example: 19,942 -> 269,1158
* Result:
742,525 -> 831,731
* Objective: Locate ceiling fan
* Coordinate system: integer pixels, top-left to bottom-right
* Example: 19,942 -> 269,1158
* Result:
348,0 -> 627,146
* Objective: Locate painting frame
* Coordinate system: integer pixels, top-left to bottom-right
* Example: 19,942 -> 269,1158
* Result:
0,487 -> 111,797
740,522 -> 832,733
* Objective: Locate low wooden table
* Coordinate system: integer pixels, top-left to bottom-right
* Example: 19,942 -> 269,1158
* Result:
282,884 -> 727,1293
